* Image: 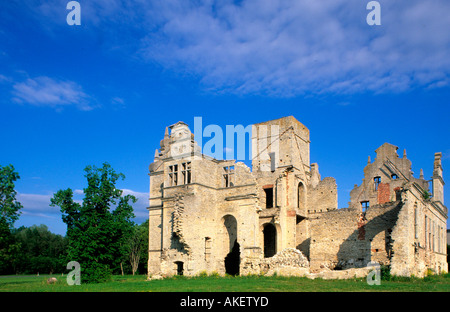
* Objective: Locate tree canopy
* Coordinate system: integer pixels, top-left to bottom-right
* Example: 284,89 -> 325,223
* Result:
51,163 -> 137,283
0,164 -> 23,274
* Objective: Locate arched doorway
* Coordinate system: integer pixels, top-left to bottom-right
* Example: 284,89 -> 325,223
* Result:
222,215 -> 240,275
263,223 -> 277,258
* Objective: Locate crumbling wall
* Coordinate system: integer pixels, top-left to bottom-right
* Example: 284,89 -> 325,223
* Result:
307,177 -> 338,213
309,201 -> 401,272
241,248 -> 309,276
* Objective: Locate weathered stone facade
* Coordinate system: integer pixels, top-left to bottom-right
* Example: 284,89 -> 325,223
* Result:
147,116 -> 447,279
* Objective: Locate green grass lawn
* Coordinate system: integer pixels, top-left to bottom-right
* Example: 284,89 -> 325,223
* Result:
0,273 -> 449,292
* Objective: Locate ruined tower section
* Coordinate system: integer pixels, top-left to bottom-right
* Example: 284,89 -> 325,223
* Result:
318,142 -> 448,277
432,152 -> 445,205
147,122 -> 198,276
148,121 -> 260,278
251,116 -> 337,260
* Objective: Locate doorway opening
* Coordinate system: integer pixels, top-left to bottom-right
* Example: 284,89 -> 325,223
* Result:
222,215 -> 240,275
263,223 -> 277,258
175,261 -> 184,276
225,239 -> 240,276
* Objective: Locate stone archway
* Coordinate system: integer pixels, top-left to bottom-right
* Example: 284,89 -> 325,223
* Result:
221,215 -> 240,275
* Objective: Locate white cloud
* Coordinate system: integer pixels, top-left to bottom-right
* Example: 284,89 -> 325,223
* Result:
111,97 -> 126,109
16,193 -> 59,219
12,76 -> 93,111
16,189 -> 148,225
25,0 -> 450,96
0,74 -> 10,83
137,0 -> 450,96
121,189 -> 149,220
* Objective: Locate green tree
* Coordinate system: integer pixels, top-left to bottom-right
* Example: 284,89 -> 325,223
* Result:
137,219 -> 149,274
13,224 -> 68,274
50,163 -> 136,283
0,164 -> 23,274
127,220 -> 149,275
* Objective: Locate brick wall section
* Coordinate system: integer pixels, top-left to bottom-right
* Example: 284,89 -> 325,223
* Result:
377,183 -> 390,204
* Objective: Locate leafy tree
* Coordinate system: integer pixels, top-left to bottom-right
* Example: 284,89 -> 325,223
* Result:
50,163 -> 136,283
127,220 -> 149,275
13,224 -> 67,274
137,219 -> 149,274
0,164 -> 23,274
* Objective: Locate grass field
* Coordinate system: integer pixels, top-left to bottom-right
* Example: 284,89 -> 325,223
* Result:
0,273 -> 449,292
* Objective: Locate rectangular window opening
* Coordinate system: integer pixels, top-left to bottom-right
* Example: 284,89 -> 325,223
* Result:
223,166 -> 235,187
374,176 -> 381,191
361,201 -> 369,213
265,188 -> 274,208
181,162 -> 192,184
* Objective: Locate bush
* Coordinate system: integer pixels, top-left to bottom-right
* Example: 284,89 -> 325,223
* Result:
380,265 -> 391,281
197,271 -> 208,278
81,263 -> 112,284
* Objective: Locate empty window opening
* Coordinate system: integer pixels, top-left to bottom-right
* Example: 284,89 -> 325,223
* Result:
169,164 -> 178,186
374,176 -> 381,191
175,261 -> 184,276
223,166 -> 235,187
361,201 -> 370,213
263,223 -> 277,258
264,188 -> 274,208
391,174 -> 398,180
181,162 -> 192,184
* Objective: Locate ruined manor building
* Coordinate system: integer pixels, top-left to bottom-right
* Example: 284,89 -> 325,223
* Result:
147,116 -> 447,278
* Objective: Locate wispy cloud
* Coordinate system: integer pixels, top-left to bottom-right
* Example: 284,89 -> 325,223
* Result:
111,97 -> 126,109
121,189 -> 148,220
442,149 -> 450,160
0,74 -> 10,83
137,0 -> 450,96
16,193 -> 59,219
74,189 -> 84,195
16,188 -> 148,225
12,76 -> 94,111
20,0 -> 450,97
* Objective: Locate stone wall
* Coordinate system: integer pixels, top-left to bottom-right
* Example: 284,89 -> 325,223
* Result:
309,201 -> 401,272
307,177 -> 338,214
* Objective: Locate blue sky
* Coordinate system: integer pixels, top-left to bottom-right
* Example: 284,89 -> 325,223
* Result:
1,0 -> 449,235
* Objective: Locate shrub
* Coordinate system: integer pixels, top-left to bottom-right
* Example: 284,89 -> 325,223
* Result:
81,262 -> 112,284
380,265 -> 391,281
197,270 -> 208,278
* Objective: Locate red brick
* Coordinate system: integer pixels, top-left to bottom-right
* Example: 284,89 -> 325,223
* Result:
377,183 -> 390,204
